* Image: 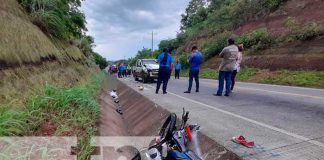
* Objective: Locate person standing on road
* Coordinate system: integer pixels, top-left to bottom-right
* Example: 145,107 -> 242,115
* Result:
174,61 -> 181,79
127,64 -> 132,76
122,63 -> 127,77
214,38 -> 239,97
156,48 -> 174,94
118,64 -> 122,78
231,44 -> 243,92
184,46 -> 203,93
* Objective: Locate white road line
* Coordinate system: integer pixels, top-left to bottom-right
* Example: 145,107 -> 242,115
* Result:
140,83 -> 324,148
200,80 -> 324,101
237,86 -> 324,100
170,92 -> 324,148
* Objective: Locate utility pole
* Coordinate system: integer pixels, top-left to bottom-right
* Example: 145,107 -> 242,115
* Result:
148,31 -> 157,58
151,31 -> 154,58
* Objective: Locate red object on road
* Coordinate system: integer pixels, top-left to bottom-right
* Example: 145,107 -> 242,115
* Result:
185,126 -> 193,141
232,135 -> 255,148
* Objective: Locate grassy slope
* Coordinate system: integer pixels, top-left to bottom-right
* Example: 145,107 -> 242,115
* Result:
0,0 -> 84,65
0,1 -> 103,159
0,71 -> 105,159
175,0 -> 324,89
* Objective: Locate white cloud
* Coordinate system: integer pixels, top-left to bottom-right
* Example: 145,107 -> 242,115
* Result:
81,0 -> 189,60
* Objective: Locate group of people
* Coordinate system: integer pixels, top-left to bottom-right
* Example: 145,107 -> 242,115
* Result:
109,63 -> 131,78
155,38 -> 243,97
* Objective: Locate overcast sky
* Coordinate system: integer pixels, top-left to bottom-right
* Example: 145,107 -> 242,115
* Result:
81,0 -> 189,61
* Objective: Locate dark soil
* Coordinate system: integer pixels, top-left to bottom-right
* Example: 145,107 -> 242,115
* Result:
35,120 -> 58,136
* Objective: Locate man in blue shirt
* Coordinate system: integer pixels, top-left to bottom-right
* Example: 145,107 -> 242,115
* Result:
174,61 -> 181,79
184,46 -> 203,93
121,63 -> 127,77
156,48 -> 174,94
118,64 -> 122,78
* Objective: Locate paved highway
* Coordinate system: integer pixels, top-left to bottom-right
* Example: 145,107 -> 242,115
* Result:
120,77 -> 324,160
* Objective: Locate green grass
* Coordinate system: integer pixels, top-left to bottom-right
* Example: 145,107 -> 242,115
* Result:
261,70 -> 324,88
180,67 -> 257,80
0,71 -> 105,159
200,68 -> 218,79
236,68 -> 258,81
179,68 -> 324,88
0,0 -> 84,65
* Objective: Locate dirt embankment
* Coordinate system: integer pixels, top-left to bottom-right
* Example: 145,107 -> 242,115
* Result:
0,61 -> 98,107
98,76 -> 241,159
236,0 -> 324,35
0,0 -> 85,69
202,39 -> 324,71
181,0 -> 324,71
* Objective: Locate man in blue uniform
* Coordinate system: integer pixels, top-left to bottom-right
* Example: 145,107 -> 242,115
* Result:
184,46 -> 203,93
174,61 -> 181,79
156,48 -> 174,94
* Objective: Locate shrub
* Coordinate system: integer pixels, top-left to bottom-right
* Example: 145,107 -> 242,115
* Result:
294,22 -> 324,41
202,31 -> 232,59
19,0 -> 86,40
93,53 -> 108,70
237,28 -> 273,50
179,53 -> 190,69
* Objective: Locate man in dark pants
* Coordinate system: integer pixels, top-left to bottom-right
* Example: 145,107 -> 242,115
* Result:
184,46 -> 203,93
156,48 -> 174,94
214,38 -> 239,96
174,61 -> 181,79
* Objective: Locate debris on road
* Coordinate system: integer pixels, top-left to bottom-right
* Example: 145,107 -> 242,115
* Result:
138,85 -> 144,91
232,135 -> 254,148
109,90 -> 118,99
116,107 -> 123,115
114,99 -> 120,103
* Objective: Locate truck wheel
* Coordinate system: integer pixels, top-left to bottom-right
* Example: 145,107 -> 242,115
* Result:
134,76 -> 138,81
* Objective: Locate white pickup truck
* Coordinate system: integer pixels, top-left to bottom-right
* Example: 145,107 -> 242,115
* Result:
132,59 -> 159,83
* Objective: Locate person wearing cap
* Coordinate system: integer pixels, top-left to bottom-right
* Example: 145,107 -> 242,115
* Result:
214,38 -> 239,96
231,44 -> 243,91
156,48 -> 174,94
184,46 -> 203,93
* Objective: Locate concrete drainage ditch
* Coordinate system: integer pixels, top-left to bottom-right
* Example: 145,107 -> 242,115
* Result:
98,75 -> 241,160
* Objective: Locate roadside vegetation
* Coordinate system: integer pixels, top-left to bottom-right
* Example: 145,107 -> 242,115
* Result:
178,68 -> 324,88
0,72 -> 105,158
261,70 -> 324,88
128,48 -> 160,66
141,0 -> 324,89
1,0 -> 108,67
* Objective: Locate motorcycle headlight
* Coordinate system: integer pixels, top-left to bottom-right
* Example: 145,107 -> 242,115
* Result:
143,67 -> 148,72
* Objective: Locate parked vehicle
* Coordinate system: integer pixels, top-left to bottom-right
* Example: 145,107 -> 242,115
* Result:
133,59 -> 159,83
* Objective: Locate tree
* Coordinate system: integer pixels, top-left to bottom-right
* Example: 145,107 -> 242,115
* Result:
180,0 -> 208,30
93,52 -> 108,69
78,35 -> 95,57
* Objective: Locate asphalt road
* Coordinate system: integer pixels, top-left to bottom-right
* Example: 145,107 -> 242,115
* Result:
120,76 -> 324,160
